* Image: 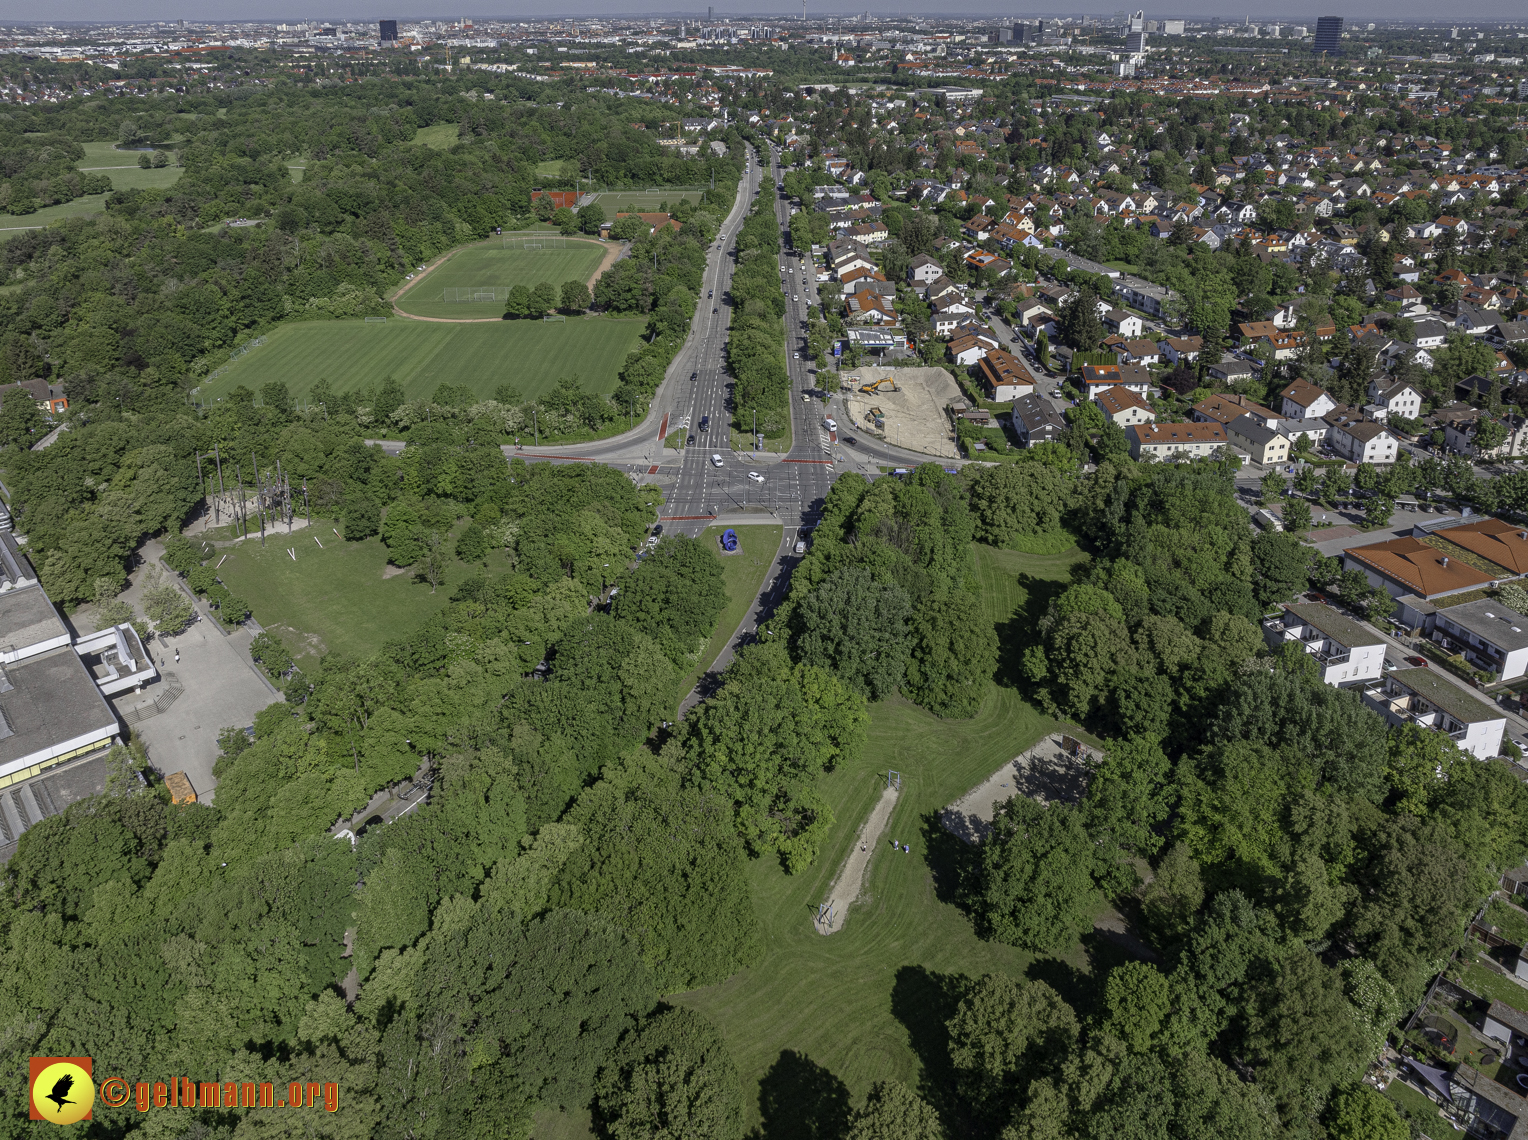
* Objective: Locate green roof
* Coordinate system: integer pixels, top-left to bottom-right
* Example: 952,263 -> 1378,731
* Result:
1389,667 -> 1500,725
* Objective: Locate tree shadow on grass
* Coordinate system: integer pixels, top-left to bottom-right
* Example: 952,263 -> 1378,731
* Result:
919,809 -> 977,908
1022,925 -> 1136,1026
889,965 -> 973,1132
752,1049 -> 851,1140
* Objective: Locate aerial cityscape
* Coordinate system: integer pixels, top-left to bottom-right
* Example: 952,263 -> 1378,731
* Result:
4,7 -> 1528,1138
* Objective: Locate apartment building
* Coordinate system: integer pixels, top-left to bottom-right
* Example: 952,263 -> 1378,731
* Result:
1262,602 -> 1387,687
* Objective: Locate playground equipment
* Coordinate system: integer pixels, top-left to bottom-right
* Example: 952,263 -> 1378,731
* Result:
859,376 -> 897,395
720,528 -> 739,552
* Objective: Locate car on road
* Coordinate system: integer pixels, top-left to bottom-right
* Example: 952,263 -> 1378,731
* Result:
1404,655 -> 1430,668
711,453 -> 724,468
748,471 -> 764,483
793,295 -> 798,301
691,371 -> 698,381
843,436 -> 857,447
713,307 -> 718,312
794,536 -> 807,554
1384,658 -> 1397,671
793,352 -> 799,359
699,415 -> 710,432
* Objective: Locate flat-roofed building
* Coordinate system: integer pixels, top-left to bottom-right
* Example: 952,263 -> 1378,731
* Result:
1263,602 -> 1387,687
1432,598 -> 1528,682
1361,666 -> 1505,759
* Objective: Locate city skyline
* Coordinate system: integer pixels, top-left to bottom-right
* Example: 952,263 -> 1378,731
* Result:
10,3 -> 1528,27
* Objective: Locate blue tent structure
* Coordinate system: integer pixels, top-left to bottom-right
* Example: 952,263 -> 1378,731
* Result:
720,529 -> 739,552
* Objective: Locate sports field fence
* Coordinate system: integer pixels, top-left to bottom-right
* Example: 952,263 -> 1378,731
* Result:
499,232 -> 568,249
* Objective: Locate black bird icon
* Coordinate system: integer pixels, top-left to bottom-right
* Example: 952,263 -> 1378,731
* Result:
44,1074 -> 76,1114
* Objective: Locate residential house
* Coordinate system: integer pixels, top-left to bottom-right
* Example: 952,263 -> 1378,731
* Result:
1412,318 -> 1452,349
1011,393 -> 1067,447
976,349 -> 1034,402
907,254 -> 944,285
931,294 -> 977,336
1366,379 -> 1424,422
1481,1002 -> 1528,1049
1490,320 -> 1528,350
948,332 -> 993,367
1159,336 -> 1203,364
1193,393 -> 1280,428
845,289 -> 898,325
1431,598 -> 1528,683
1094,385 -> 1157,427
1444,411 -> 1528,460
1207,359 -> 1257,384
1080,362 -> 1153,398
1107,338 -> 1162,366
828,238 -> 877,277
1361,667 -> 1505,759
925,275 -> 962,303
1262,602 -> 1388,687
1325,415 -> 1399,464
1226,415 -> 1292,466
1102,308 -> 1145,339
0,378 -> 67,417
1126,420 -> 1228,461
1342,536 -> 1496,601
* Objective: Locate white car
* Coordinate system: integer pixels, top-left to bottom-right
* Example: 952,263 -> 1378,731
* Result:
794,538 -> 807,554
793,352 -> 800,359
748,471 -> 764,483
711,453 -> 724,468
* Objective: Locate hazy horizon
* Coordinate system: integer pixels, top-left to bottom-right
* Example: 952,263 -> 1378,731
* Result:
7,3 -> 1528,28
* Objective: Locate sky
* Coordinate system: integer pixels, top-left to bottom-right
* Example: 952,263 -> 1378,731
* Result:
8,1 -> 1527,27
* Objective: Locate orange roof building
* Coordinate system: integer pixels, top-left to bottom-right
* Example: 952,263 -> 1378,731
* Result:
1428,518 -> 1528,577
1342,536 -> 1496,600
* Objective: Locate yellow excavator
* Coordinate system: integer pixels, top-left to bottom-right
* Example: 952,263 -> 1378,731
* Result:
859,376 -> 897,395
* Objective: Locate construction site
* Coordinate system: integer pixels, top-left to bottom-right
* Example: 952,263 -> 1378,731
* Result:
839,366 -> 962,458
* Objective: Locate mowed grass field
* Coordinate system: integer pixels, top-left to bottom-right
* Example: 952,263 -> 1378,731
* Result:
194,317 -> 648,406
214,526 -> 508,670
651,541 -> 1099,1134
1,141 -> 184,231
395,241 -> 607,319
591,189 -> 703,213
676,524 -> 782,701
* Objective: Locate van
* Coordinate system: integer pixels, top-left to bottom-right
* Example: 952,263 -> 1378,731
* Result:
711,453 -> 724,468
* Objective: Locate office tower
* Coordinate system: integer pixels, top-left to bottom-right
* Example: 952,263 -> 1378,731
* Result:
1312,16 -> 1343,55
1161,19 -> 1184,34
708,5 -> 714,18
1128,9 -> 1145,32
379,19 -> 398,41
996,26 -> 1012,41
1125,29 -> 1148,52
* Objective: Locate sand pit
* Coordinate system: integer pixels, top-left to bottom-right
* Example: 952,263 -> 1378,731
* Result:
813,783 -> 900,934
841,366 -> 962,458
940,734 -> 1095,844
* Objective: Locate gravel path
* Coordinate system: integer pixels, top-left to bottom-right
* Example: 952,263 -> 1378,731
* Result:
814,784 -> 900,935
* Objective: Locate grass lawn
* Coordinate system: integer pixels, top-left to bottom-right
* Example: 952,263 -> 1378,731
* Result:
1008,530 -> 1079,557
0,192 -> 108,232
675,524 -> 781,702
1384,1079 -> 1462,1136
193,317 -> 648,406
395,241 -> 608,319
1456,955 -> 1528,1010
412,123 -> 461,150
533,159 -> 567,178
212,525 -> 497,669
667,540 -> 1098,1131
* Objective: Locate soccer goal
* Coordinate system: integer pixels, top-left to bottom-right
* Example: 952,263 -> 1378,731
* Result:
502,233 -> 567,250
365,316 -> 387,324
441,286 -> 511,303
543,313 -> 566,322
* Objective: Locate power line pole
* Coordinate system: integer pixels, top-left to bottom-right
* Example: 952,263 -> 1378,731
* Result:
213,443 -> 226,525
253,453 -> 266,547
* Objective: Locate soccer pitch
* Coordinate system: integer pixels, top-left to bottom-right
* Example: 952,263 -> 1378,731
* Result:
592,189 -> 704,213
395,241 -> 607,319
193,317 -> 648,406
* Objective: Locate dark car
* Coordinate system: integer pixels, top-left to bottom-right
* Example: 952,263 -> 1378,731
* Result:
843,436 -> 857,447
699,415 -> 710,432
691,371 -> 698,381
1404,655 -> 1429,668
